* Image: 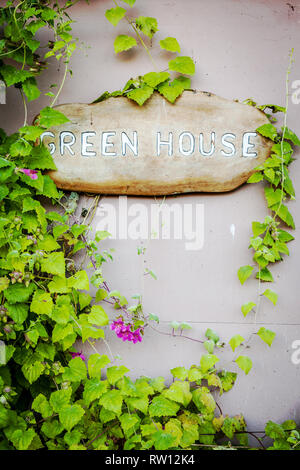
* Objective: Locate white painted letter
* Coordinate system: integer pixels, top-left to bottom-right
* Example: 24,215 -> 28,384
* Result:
179,132 -> 195,156
199,132 -> 215,156
121,131 -> 138,156
82,131 -> 96,157
243,132 -> 257,157
221,133 -> 236,156
60,131 -> 75,156
157,132 -> 173,156
102,132 -> 116,156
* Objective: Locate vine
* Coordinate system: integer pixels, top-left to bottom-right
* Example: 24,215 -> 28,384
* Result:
0,0 -> 299,451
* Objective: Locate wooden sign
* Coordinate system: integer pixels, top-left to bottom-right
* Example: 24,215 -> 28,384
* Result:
42,91 -> 272,195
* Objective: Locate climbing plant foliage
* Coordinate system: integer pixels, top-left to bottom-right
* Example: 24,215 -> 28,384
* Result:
0,0 -> 299,451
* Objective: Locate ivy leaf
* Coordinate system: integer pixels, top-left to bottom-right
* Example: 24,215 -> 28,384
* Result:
30,291 -> 53,315
100,390 -> 123,414
114,35 -> 137,54
63,357 -> 87,382
282,126 -> 300,146
265,421 -> 286,440
127,85 -> 154,106
256,267 -> 274,282
10,429 -> 36,450
274,203 -> 295,229
170,367 -> 188,381
50,389 -> 72,413
41,420 -> 64,439
0,64 -> 32,86
264,187 -> 282,208
39,107 -> 70,128
168,56 -> 195,75
247,172 -> 263,183
153,431 -> 176,450
205,328 -> 219,344
22,360 -> 45,384
158,81 -> 184,104
143,71 -> 170,88
107,365 -> 129,385
263,289 -> 278,306
41,252 -> 65,277
88,305 -> 109,326
204,340 -> 215,353
229,334 -> 244,352
59,404 -> 85,432
172,76 -> 191,90
257,327 -> 276,347
200,354 -> 219,373
88,354 -> 110,378
149,396 -> 180,417
252,221 -> 267,237
135,16 -> 158,38
105,7 -> 126,26
6,303 -> 28,324
160,37 -> 180,53
241,301 -> 256,317
235,356 -> 252,375
121,0 -> 136,6
32,394 -> 53,419
256,123 -> 278,141
22,77 -> 40,102
83,378 -> 107,406
4,283 -> 34,304
67,270 -> 89,290
237,265 -> 253,285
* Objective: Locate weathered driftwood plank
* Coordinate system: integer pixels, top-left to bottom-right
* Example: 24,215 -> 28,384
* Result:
43,91 -> 272,195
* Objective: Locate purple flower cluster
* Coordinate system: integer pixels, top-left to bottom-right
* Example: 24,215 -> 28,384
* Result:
70,351 -> 86,361
110,317 -> 143,344
19,168 -> 38,180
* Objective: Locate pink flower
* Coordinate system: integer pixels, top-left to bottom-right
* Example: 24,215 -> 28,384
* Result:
19,168 -> 38,180
110,317 -> 143,344
70,351 -> 85,361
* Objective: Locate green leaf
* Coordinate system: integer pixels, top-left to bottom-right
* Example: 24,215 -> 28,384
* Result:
107,365 -> 129,385
282,126 -> 300,146
135,16 -> 158,38
50,389 -> 72,413
247,172 -> 263,183
252,221 -> 267,237
88,354 -> 110,378
163,381 -> 192,407
83,378 -> 107,406
59,404 -> 85,431
256,267 -> 274,282
143,71 -> 170,88
241,301 -> 256,317
63,357 -> 87,382
30,291 -> 53,315
121,0 -> 136,6
105,7 -> 126,26
265,421 -> 286,440
52,323 -> 74,343
127,85 -> 154,106
170,367 -> 188,381
1,64 -> 32,87
160,37 -> 180,53
32,394 -> 53,418
149,396 -> 180,417
39,106 -> 70,128
153,430 -> 176,450
264,187 -> 282,208
172,76 -> 191,90
229,334 -> 244,352
205,328 -> 219,344
204,340 -> 214,353
168,56 -> 195,75
67,270 -> 89,290
274,204 -> 295,229
41,252 -> 65,277
263,289 -> 278,306
256,123 -> 278,141
257,327 -> 276,347
120,413 -> 140,436
235,356 -> 252,375
22,77 -> 40,102
200,354 -> 219,373
22,360 -> 45,384
100,389 -> 123,414
114,35 -> 137,53
41,420 -> 64,439
6,303 -> 28,324
88,305 -> 109,326
10,429 -> 36,450
237,265 -> 253,285
158,81 -> 184,103
0,277 -> 9,292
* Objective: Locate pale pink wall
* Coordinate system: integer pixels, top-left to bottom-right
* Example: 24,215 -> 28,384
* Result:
1,0 -> 300,430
